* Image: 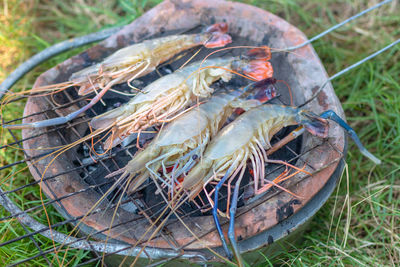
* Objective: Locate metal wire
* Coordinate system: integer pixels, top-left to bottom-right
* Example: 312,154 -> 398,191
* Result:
299,38 -> 400,108
0,1 -> 395,266
286,0 -> 394,51
0,26 -> 122,100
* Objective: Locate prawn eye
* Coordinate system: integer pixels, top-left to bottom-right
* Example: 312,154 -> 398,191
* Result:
253,86 -> 276,103
265,86 -> 276,100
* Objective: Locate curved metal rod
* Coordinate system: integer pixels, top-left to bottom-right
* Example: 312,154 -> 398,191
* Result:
0,186 -> 207,262
0,26 -> 122,100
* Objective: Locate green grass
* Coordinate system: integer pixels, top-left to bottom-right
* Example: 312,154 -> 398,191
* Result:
0,0 -> 399,266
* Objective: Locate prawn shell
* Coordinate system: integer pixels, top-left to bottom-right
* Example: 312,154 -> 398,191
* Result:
156,94 -> 236,146
207,123 -> 254,160
70,44 -> 147,81
90,107 -> 126,130
205,105 -> 297,160
129,75 -> 186,105
70,35 -> 198,81
112,57 -> 235,106
90,57 -> 237,130
156,110 -> 209,146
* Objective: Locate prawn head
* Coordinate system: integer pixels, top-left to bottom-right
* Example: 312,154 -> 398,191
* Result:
202,23 -> 232,48
295,110 -> 329,138
234,47 -> 274,80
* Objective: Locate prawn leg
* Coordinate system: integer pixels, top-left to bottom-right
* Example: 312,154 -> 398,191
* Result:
213,166 -> 234,260
228,166 -> 247,267
145,149 -> 182,189
171,147 -> 201,183
167,147 -> 201,199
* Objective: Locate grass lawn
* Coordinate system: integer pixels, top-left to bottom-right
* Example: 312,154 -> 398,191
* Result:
0,0 -> 399,266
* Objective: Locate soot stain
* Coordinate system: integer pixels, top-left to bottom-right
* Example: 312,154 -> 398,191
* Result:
267,235 -> 274,245
79,51 -> 96,68
172,0 -> 194,11
276,199 -> 301,223
317,89 -> 329,109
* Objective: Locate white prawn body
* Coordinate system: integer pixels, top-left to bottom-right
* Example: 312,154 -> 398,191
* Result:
120,93 -> 241,193
70,33 -> 226,95
182,105 -> 299,192
91,57 -> 236,148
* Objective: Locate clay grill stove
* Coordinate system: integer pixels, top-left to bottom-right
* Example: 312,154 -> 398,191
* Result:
2,0 -> 346,265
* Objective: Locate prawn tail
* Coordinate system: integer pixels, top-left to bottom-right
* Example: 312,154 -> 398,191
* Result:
202,22 -> 232,48
204,22 -> 229,34
296,110 -> 329,138
128,146 -> 158,174
120,146 -> 159,192
242,60 -> 273,81
243,46 -> 271,61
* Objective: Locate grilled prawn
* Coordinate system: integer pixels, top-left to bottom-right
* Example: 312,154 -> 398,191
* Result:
3,23 -> 232,129
72,23 -> 232,96
90,47 -> 273,149
110,78 -> 276,195
182,104 -> 381,265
